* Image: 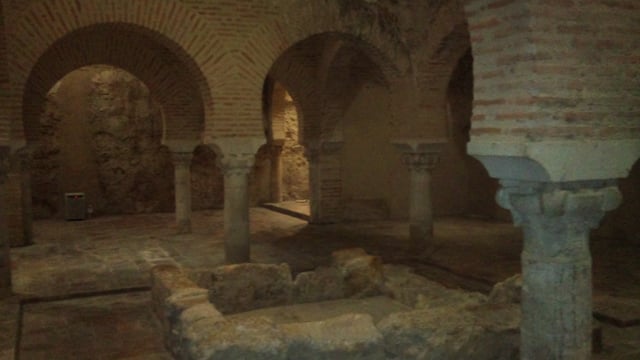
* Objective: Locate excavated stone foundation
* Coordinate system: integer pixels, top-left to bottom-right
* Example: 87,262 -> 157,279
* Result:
150,248 -> 520,359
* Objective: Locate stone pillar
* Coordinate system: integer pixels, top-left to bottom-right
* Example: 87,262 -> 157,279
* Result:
269,141 -> 284,203
498,181 -> 621,359
18,150 -> 33,244
5,148 -> 34,247
210,138 -> 264,264
219,156 -> 253,263
392,139 -> 446,250
172,151 -> 193,234
0,146 -> 11,297
304,140 -> 343,224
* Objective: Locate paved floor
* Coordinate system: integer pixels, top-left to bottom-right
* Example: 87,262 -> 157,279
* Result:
1,208 -> 639,359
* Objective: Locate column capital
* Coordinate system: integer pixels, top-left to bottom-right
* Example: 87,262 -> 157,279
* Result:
402,152 -> 441,172
171,151 -> 193,166
497,180 -> 622,230
218,154 -> 255,176
392,138 -> 446,172
208,137 -> 264,177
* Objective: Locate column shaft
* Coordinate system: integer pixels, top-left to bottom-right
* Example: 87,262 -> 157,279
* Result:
0,147 -> 11,297
305,141 -> 343,224
224,169 -> 250,263
521,226 -> 592,359
409,167 -> 433,248
172,152 -> 193,234
269,144 -> 283,203
498,182 -> 621,360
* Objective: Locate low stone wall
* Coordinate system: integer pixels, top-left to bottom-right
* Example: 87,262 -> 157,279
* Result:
150,249 -> 520,359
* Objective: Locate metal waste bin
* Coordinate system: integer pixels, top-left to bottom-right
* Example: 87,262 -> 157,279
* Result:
64,192 -> 86,220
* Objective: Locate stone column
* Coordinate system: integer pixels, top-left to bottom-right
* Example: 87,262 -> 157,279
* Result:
172,151 -> 193,234
269,141 -> 284,203
210,138 -> 264,264
392,139 -> 446,251
0,146 -> 11,297
219,156 -> 253,263
304,140 -> 343,224
18,150 -> 33,244
498,181 -> 621,359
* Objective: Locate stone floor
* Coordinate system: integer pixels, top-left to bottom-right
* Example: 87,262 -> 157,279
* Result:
1,208 -> 639,359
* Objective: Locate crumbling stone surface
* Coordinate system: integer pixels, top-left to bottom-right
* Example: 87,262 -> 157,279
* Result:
183,315 -> 286,360
293,266 -> 345,304
281,313 -> 385,360
152,251 -> 521,360
332,248 -> 385,298
207,263 -> 293,314
488,274 -> 522,304
32,66 -> 224,219
165,288 -> 210,354
150,265 -> 199,322
378,303 -> 520,359
415,288 -> 487,311
381,264 -> 452,307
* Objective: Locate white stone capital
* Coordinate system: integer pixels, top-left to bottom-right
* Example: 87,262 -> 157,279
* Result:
497,180 -> 622,230
469,138 -> 640,182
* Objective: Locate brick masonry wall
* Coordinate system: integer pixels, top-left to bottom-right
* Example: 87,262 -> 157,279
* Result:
465,0 -> 640,140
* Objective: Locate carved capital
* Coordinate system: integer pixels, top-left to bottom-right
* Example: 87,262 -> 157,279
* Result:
171,152 -> 193,168
391,138 -> 446,173
218,154 -> 255,177
402,152 -> 440,172
498,180 -> 622,231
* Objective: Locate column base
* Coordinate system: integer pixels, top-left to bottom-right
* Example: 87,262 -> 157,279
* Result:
176,219 -> 192,234
225,243 -> 250,264
409,224 -> 432,251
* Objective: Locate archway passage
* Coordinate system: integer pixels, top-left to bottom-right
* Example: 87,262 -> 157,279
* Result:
29,65 -> 174,219
265,32 -> 400,224
254,78 -> 310,218
26,65 -> 225,220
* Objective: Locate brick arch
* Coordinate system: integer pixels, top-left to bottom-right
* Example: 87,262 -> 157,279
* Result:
207,0 -> 411,140
242,1 -> 408,88
267,54 -> 323,145
267,31 -> 398,144
8,0 -> 218,143
20,23 -> 206,144
417,21 -> 471,99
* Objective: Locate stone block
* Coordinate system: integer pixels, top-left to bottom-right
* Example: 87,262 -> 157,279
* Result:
150,264 -> 199,322
378,303 -> 520,359
281,313 -> 385,360
183,315 -> 286,360
165,288 -> 210,354
415,288 -> 487,310
177,303 -> 225,358
293,266 -> 344,304
488,274 -> 522,304
208,263 -> 293,314
381,264 -> 453,307
332,248 -> 384,298
331,248 -> 368,266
